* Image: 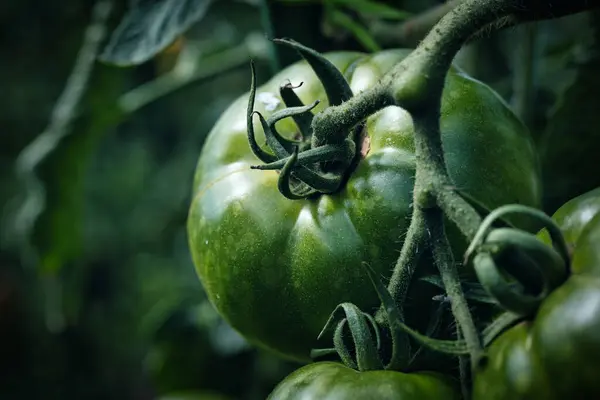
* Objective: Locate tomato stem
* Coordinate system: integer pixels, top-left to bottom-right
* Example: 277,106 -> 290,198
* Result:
457,329 -> 471,400
426,208 -> 484,369
376,207 -> 426,324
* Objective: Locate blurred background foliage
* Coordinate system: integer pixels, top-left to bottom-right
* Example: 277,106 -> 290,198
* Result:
1,1 -> 599,399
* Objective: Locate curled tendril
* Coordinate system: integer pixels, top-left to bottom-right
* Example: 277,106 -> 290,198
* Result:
464,204 -> 570,316
246,39 -> 360,200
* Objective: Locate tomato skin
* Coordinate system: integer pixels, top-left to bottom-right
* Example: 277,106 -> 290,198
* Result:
571,212 -> 600,277
474,277 -> 600,400
475,188 -> 600,399
541,187 -> 600,247
538,187 -> 600,276
472,323 -> 552,400
188,50 -> 541,361
533,276 -> 600,396
267,362 -> 461,400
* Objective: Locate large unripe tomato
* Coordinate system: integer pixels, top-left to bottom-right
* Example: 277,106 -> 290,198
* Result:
267,362 -> 461,400
187,49 -> 541,361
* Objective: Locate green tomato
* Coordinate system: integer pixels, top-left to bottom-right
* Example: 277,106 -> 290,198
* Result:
473,277 -> 600,400
538,187 -> 600,276
472,323 -> 552,400
267,362 -> 461,400
572,213 -> 600,276
540,187 -> 600,248
475,189 -> 600,399
187,49 -> 541,361
532,276 -> 600,396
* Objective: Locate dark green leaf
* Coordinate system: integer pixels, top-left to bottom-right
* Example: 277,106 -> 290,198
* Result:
334,0 -> 411,20
100,0 -> 214,66
327,9 -> 381,52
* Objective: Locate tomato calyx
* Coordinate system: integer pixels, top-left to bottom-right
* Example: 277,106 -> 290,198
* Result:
464,205 -> 571,317
246,39 -> 364,199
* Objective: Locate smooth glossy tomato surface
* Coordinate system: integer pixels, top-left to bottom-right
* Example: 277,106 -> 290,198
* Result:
188,50 -> 541,361
267,362 -> 461,400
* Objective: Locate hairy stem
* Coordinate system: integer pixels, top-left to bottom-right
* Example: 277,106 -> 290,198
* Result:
409,107 -> 483,368
310,85 -> 394,143
436,187 -> 482,240
457,328 -> 471,400
377,207 -> 427,323
312,0 -> 599,138
426,208 -> 483,369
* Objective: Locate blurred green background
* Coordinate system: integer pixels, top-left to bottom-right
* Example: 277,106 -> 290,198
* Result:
1,1 -> 599,399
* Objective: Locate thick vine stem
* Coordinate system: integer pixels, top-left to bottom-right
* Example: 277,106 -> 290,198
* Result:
426,207 -> 483,370
436,188 -> 482,240
310,0 -> 598,144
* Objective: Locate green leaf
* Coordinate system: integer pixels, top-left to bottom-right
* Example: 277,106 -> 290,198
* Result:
327,9 -> 381,52
100,0 -> 214,66
334,0 -> 411,20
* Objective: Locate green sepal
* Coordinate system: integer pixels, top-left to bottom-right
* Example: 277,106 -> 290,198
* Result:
317,302 -> 383,371
465,204 -> 570,317
247,62 -> 277,163
279,81 -> 314,140
273,38 -> 353,106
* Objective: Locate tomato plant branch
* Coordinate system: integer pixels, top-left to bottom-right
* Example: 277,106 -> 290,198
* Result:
407,103 -> 483,368
312,0 -> 598,141
435,188 -> 482,240
426,207 -> 483,369
378,206 -> 427,321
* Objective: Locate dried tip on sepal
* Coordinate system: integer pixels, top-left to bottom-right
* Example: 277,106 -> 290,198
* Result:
246,40 -> 358,199
281,79 -> 304,90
